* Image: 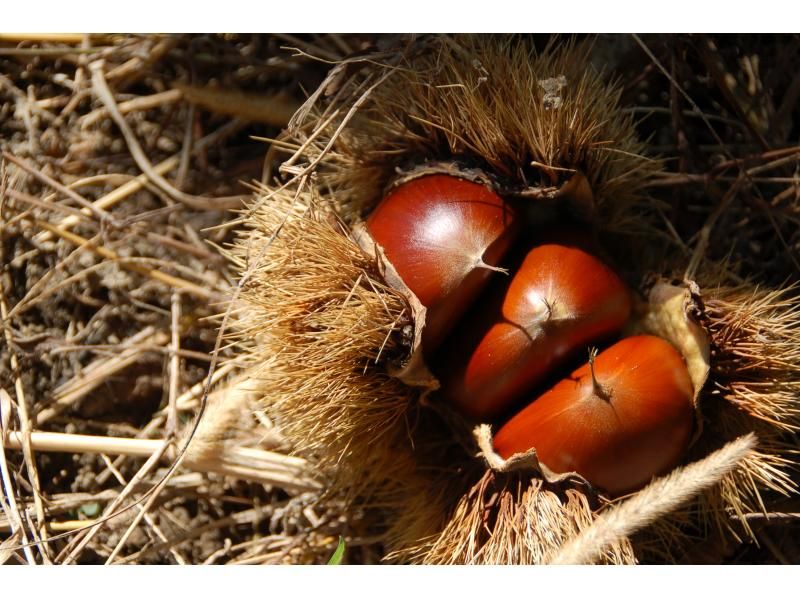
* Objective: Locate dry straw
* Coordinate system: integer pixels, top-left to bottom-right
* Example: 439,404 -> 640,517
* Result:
229,35 -> 800,563
0,33 -> 332,563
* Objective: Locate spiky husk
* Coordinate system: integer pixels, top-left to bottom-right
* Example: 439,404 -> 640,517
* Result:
703,284 -> 800,433
632,280 -> 800,562
388,470 -> 635,564
284,35 -> 658,232
226,186 -> 421,497
228,34 -> 800,563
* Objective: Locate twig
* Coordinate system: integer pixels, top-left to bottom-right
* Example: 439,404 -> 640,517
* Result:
47,520 -> 96,532
7,251 -> 218,320
0,390 -> 37,565
0,33 -> 115,44
34,220 -> 217,301
145,231 -> 223,262
273,34 -> 341,62
69,35 -> 90,108
0,533 -> 25,565
176,83 -> 300,127
92,363 -> 238,488
22,86 -> 39,155
176,103 -> 194,190
1,430 -> 318,492
0,478 -> 205,533
710,146 -> 800,176
1,264 -> 51,562
2,151 -> 115,225
34,326 -> 169,425
99,454 -> 185,565
59,439 -> 170,564
632,34 -> 730,154
116,504 -> 271,564
80,88 -> 183,129
167,292 -> 181,437
0,74 -> 56,123
33,118 -> 244,244
744,151 -> 800,178
104,37 -> 175,83
89,60 -> 244,211
647,173 -> 800,187
0,48 -> 111,57
740,511 -> 800,522
5,188 -> 93,222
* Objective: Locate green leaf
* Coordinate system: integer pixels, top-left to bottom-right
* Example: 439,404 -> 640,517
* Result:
79,502 -> 101,518
327,536 -> 345,565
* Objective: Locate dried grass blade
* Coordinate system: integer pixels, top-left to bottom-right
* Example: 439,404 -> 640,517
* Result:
548,434 -> 757,565
35,326 -> 169,425
0,389 -> 37,564
34,220 -> 217,300
89,61 -> 244,211
1,273 -> 51,561
175,83 -> 299,127
1,430 -> 318,492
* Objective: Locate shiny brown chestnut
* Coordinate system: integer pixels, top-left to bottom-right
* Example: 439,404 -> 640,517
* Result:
437,243 -> 632,420
366,174 -> 518,352
492,335 -> 695,497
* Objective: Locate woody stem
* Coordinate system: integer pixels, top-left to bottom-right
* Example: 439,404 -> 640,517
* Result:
588,347 -> 611,401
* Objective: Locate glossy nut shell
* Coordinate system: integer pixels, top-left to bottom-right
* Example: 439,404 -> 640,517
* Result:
366,174 -> 518,353
492,335 -> 695,496
437,243 -> 632,419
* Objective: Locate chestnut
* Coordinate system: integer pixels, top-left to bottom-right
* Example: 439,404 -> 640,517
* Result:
436,243 -> 632,420
492,335 -> 696,497
366,174 -> 518,353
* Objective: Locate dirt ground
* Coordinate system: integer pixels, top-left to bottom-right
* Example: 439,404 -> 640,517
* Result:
0,33 -> 798,564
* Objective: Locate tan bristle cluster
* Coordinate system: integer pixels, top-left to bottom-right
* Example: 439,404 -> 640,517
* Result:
226,187 -> 416,488
696,282 -> 800,533
284,36 -> 658,232
704,285 -> 800,432
388,470 -> 635,565
631,279 -> 800,562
